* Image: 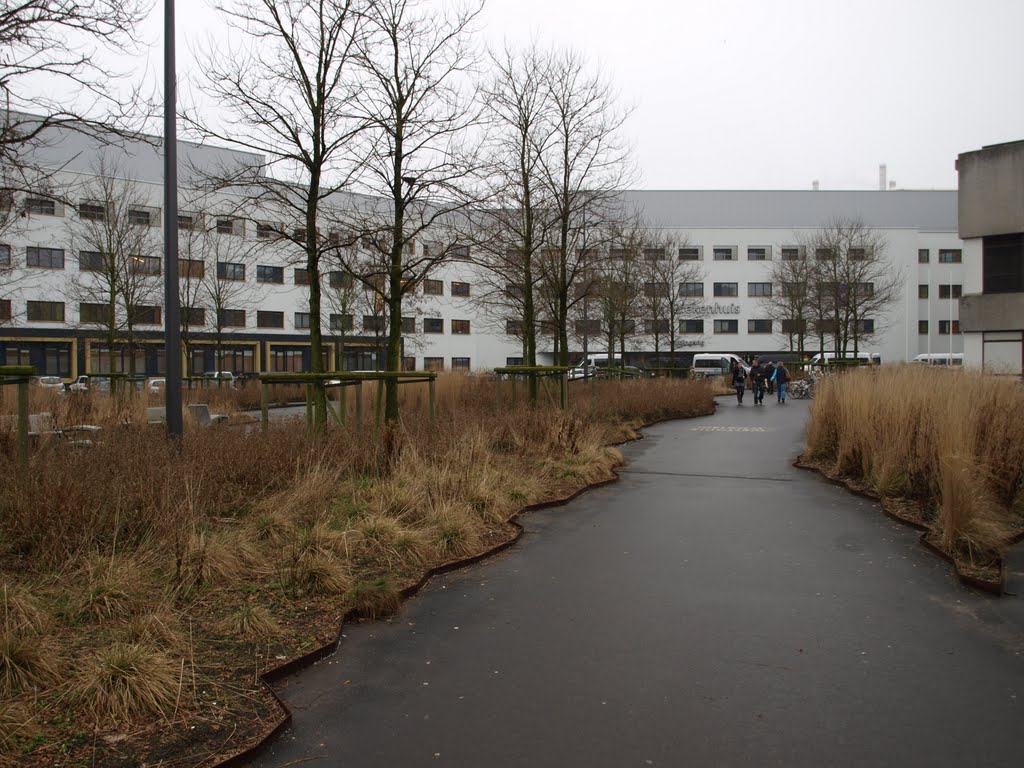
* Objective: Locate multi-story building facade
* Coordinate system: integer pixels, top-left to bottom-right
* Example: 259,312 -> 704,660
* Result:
956,140 -> 1024,375
0,124 -> 965,379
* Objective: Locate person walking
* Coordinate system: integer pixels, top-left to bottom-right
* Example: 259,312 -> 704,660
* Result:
764,360 -> 776,396
773,361 -> 790,404
749,357 -> 766,405
731,360 -> 747,405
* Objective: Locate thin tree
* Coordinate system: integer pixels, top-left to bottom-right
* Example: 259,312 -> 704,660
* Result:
539,48 -> 635,365
192,0 -> 363,426
338,0 -> 485,422
760,245 -> 812,358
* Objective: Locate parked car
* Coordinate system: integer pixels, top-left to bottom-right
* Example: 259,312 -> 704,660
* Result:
69,375 -> 112,394
69,375 -> 91,392
200,371 -> 237,387
33,375 -> 66,393
147,378 -> 166,394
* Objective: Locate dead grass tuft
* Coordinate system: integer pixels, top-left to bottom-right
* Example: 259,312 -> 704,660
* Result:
78,642 -> 179,724
0,630 -> 58,696
345,579 -> 401,620
0,699 -> 31,756
221,604 -> 279,640
1,581 -> 48,634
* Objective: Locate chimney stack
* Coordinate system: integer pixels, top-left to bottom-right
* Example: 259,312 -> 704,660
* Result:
812,180 -> 819,191
879,164 -> 887,191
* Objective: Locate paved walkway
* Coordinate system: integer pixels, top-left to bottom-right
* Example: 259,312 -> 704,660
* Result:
247,397 -> 1024,768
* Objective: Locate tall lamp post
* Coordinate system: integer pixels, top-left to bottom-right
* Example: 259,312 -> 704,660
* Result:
163,0 -> 182,440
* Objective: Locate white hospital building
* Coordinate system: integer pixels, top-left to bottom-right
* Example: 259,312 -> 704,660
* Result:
0,124 -> 966,379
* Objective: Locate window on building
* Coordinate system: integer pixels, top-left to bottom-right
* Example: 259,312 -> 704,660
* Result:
938,249 -> 962,264
216,217 -> 241,235
424,317 -> 444,333
451,281 -> 470,297
257,265 -> 285,284
713,246 -> 736,261
505,283 -> 525,300
27,301 -> 64,322
849,248 -> 866,261
982,233 -> 1023,293
575,319 -> 601,335
451,319 -> 470,335
178,212 -> 200,231
328,271 -> 353,289
423,279 -> 443,295
713,319 -> 738,333
857,282 -> 874,297
183,307 -> 205,326
780,282 -> 804,298
781,247 -> 802,261
181,258 -> 205,279
330,313 -> 353,331
294,312 -> 311,329
505,357 -> 523,366
363,315 -> 384,332
294,268 -> 309,285
678,247 -> 701,261
79,250 -> 105,271
401,317 -> 416,334
938,284 -> 962,299
918,320 -> 929,334
644,282 -> 669,298
218,309 -> 246,327
644,319 -> 670,334
856,318 -> 875,333
679,282 -> 704,297
815,247 -> 835,260
748,319 -> 772,334
748,282 -> 772,297
0,299 -> 10,321
257,311 -> 284,328
217,261 -> 246,281
0,244 -> 9,267
918,284 -> 929,299
938,320 -> 960,335
131,255 -> 161,275
131,305 -> 161,325
78,202 -> 106,221
747,247 -> 768,261
80,303 -> 111,324
713,282 -> 738,297
782,319 -> 806,334
424,357 -> 444,371
256,222 -> 281,239
816,319 -> 837,334
506,319 -> 522,335
451,357 -> 471,371
918,249 -> 930,264
680,319 -> 704,334
26,197 -> 56,216
402,356 -> 417,371
128,207 -> 156,227
450,245 -> 470,260
644,248 -> 666,261
26,246 -> 64,269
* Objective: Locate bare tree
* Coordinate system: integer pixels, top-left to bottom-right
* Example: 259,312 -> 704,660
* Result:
192,0 -> 363,425
638,231 -> 702,365
66,163 -> 162,375
759,245 -> 813,358
539,48 -> 635,365
337,0 -> 485,421
474,43 -> 555,398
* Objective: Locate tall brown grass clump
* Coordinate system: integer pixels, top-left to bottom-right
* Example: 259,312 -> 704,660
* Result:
805,366 -> 1024,566
78,642 -> 179,723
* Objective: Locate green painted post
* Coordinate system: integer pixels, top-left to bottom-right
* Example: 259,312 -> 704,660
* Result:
561,370 -> 568,410
428,376 -> 436,425
260,381 -> 269,435
17,379 -> 29,465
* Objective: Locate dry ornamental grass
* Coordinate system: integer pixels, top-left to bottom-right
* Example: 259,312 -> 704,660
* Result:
0,373 -> 714,765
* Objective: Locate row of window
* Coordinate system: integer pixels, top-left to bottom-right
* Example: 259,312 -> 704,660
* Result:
502,318 -> 878,336
917,284 -> 962,299
918,320 -> 961,334
918,249 -> 964,264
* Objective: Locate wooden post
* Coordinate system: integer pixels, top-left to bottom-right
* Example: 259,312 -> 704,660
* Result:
495,374 -> 501,410
355,381 -> 363,434
305,383 -> 313,433
560,370 -> 568,410
374,379 -> 383,432
511,376 -> 517,407
428,376 -> 436,425
260,381 -> 269,435
339,384 -> 347,425
17,379 -> 29,465
590,370 -> 597,412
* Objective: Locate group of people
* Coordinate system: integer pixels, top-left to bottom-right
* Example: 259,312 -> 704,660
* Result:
730,358 -> 790,405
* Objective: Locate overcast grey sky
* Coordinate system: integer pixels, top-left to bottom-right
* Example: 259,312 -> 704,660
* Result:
144,0 -> 1024,191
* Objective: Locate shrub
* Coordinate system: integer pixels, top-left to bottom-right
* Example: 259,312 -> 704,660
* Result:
78,642 -> 179,724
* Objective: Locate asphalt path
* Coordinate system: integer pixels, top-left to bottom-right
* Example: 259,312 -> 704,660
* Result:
246,396 -> 1024,768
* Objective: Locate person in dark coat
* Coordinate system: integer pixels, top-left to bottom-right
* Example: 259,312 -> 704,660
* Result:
772,362 -> 790,403
731,360 -> 747,405
748,358 -> 767,405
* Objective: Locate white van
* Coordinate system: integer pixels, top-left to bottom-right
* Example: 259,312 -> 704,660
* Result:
808,352 -> 881,367
569,354 -> 622,380
911,353 -> 963,366
691,353 -> 748,378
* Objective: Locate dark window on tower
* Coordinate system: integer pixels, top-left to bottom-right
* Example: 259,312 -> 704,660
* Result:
983,233 -> 1024,294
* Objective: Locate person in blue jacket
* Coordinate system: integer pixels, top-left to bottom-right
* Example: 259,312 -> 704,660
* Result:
772,361 -> 790,403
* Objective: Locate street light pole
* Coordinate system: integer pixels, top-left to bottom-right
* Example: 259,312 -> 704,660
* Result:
163,0 -> 182,441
